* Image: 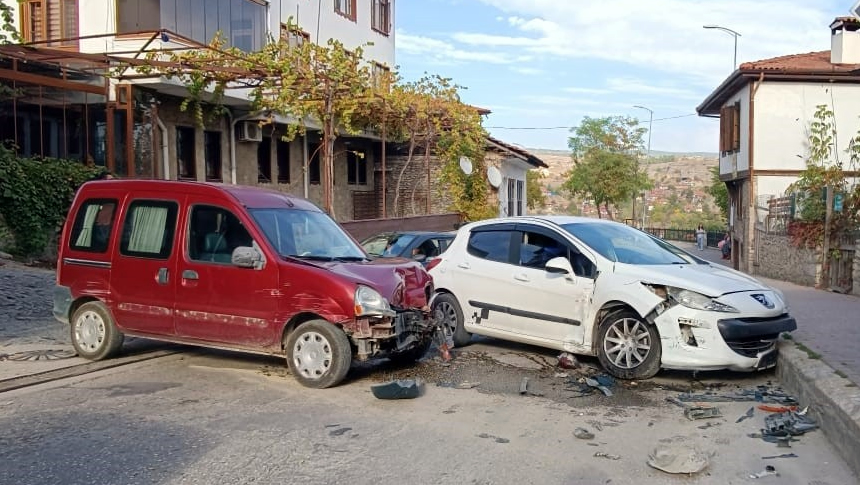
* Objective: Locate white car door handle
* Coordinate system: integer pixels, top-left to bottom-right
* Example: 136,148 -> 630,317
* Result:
457,262 -> 471,269
514,273 -> 530,282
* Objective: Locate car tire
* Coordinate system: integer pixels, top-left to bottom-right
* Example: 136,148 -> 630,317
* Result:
286,320 -> 352,389
432,293 -> 471,347
596,310 -> 661,380
70,301 -> 124,361
387,338 -> 433,364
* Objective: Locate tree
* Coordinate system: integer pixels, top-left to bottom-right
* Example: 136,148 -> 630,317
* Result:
526,170 -> 546,210
0,0 -> 20,45
141,28 -> 373,218
708,165 -> 729,221
563,116 -> 651,219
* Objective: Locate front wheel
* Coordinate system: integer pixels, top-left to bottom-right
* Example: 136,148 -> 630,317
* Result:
285,320 -> 352,389
70,301 -> 124,360
596,310 -> 661,380
432,293 -> 471,347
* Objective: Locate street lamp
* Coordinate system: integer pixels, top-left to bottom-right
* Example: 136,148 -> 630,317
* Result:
633,105 -> 653,228
703,24 -> 741,69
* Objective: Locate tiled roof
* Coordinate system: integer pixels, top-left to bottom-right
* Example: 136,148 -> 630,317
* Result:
486,136 -> 548,168
739,50 -> 860,73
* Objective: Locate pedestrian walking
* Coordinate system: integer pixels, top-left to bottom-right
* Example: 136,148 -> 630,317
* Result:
696,224 -> 706,251
719,233 -> 731,259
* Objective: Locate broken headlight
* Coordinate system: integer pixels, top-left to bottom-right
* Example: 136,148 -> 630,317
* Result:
644,284 -> 738,313
354,285 -> 396,318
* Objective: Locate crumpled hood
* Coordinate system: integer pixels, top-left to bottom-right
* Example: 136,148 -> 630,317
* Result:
314,258 -> 431,309
615,262 -> 770,297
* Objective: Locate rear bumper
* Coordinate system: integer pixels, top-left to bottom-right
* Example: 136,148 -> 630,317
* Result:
52,285 -> 72,325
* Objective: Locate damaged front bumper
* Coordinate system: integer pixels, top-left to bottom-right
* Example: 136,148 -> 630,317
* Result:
653,305 -> 797,372
349,308 -> 436,360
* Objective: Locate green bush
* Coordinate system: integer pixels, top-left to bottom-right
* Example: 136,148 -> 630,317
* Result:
0,144 -> 107,258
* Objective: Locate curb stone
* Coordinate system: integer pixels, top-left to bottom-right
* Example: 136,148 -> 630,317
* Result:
777,339 -> 860,479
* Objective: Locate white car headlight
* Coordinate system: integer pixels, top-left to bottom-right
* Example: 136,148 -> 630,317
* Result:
354,285 -> 395,318
668,287 -> 739,313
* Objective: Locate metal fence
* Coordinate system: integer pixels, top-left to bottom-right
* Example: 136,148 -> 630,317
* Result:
643,227 -> 723,248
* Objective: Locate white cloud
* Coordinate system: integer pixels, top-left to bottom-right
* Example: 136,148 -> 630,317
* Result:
510,66 -> 543,75
462,0 -> 838,84
563,86 -> 611,95
397,30 -> 532,65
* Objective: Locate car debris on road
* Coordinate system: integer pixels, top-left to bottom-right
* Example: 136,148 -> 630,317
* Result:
647,444 -> 710,475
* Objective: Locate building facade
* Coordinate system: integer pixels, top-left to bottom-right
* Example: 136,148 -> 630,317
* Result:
696,17 -> 860,272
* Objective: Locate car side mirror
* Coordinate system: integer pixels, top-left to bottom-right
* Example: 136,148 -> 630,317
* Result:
546,256 -> 574,275
232,246 -> 263,269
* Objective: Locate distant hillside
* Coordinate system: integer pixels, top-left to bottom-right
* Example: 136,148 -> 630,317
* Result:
528,148 -> 719,159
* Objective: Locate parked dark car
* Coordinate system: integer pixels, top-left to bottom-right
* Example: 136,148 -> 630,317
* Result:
361,231 -> 455,265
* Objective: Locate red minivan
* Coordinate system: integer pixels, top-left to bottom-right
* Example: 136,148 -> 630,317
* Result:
53,180 -> 436,388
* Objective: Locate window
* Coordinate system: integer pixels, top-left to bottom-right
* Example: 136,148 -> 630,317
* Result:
335,0 -> 356,21
518,231 -> 567,270
506,178 -> 515,216
467,230 -> 514,263
176,126 -> 196,179
719,103 -> 740,153
280,22 -> 309,47
117,0 -> 266,52
308,142 -> 321,184
258,136 -> 272,183
120,200 -> 179,259
371,0 -> 391,35
372,62 -> 391,89
277,139 -> 291,184
69,199 -> 117,253
347,149 -> 367,185
204,131 -> 222,182
516,179 -> 524,216
21,0 -> 79,47
187,205 -> 253,263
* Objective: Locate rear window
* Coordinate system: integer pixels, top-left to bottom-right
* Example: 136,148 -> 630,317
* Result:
119,200 -> 179,259
69,199 -> 117,253
467,230 -> 513,263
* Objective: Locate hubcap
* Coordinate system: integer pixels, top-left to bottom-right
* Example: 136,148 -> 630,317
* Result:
603,318 -> 651,369
292,331 -> 332,379
74,310 -> 106,352
434,301 -> 457,334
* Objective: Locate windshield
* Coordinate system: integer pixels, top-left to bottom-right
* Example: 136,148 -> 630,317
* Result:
361,233 -> 417,257
561,222 -> 699,265
249,208 -> 366,260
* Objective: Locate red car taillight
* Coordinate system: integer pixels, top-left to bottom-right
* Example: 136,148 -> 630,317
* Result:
425,257 -> 442,271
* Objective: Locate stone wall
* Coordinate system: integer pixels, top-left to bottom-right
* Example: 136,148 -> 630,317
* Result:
853,240 -> 860,296
755,232 -> 819,287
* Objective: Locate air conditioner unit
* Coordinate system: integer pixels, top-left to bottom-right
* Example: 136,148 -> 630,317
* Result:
239,121 -> 262,142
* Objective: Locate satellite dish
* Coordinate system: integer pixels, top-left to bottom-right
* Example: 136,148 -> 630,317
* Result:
459,156 -> 473,175
487,166 -> 502,188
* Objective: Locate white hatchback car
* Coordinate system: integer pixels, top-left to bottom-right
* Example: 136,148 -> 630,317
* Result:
427,216 -> 797,379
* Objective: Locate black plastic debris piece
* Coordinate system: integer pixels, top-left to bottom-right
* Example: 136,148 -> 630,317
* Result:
762,453 -> 798,459
697,421 -> 722,430
678,386 -> 798,405
371,379 -> 424,400
762,411 -> 818,437
736,406 -> 755,423
585,377 -> 613,397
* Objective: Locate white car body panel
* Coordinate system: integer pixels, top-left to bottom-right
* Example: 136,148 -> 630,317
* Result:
429,216 -> 797,375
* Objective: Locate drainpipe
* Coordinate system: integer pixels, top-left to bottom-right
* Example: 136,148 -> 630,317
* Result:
303,133 -> 309,198
748,72 -> 764,273
227,111 -> 260,185
155,114 -> 169,180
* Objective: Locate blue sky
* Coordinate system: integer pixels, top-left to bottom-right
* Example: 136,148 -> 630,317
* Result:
394,0 -> 848,153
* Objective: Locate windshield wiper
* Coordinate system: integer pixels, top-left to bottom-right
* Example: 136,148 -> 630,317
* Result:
288,254 -> 335,262
332,256 -> 369,262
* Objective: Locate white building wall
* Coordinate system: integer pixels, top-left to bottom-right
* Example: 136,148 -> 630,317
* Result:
718,83 -> 751,178
272,0 -> 395,66
753,82 -> 860,173
498,158 -> 530,217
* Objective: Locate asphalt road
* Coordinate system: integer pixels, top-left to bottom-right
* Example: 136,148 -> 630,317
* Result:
0,343 -> 855,485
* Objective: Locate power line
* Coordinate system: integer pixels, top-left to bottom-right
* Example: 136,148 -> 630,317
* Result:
484,113 -> 699,130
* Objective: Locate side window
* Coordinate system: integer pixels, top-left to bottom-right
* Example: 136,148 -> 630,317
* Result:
188,205 -> 254,264
69,199 -> 117,253
119,200 -> 179,259
467,230 -> 513,263
519,231 -> 568,270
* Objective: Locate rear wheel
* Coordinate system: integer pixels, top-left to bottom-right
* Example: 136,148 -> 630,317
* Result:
70,301 -> 124,360
432,293 -> 471,347
285,320 -> 352,389
597,310 -> 661,380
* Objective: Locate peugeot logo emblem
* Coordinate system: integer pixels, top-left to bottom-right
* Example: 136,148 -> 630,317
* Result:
751,294 -> 774,309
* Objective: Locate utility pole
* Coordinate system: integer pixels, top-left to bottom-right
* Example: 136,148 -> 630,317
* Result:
633,105 -> 653,228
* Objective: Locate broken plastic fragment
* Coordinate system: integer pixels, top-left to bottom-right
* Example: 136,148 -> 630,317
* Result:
685,405 -> 722,421
593,452 -> 620,460
519,377 -> 530,395
749,465 -> 778,479
557,352 -> 578,369
574,427 -> 595,440
647,445 -> 710,474
762,453 -> 798,459
762,411 -> 819,437
736,406 -> 755,423
371,379 -> 424,400
585,377 -> 613,397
